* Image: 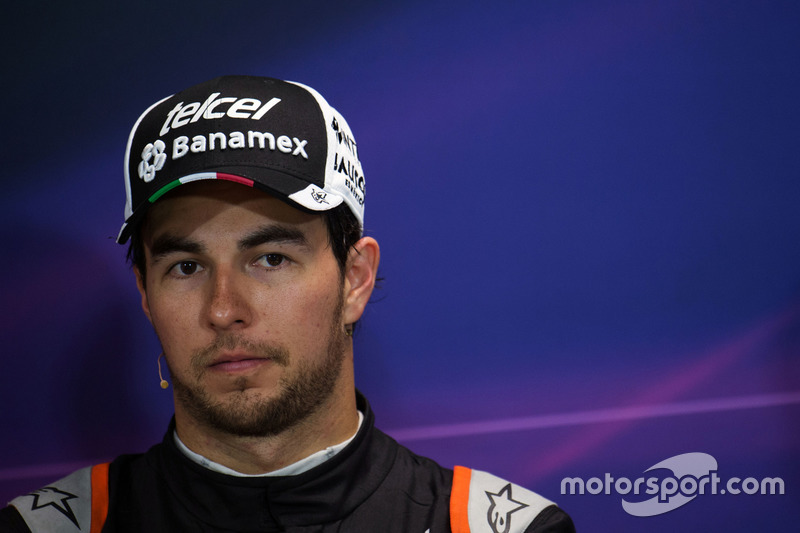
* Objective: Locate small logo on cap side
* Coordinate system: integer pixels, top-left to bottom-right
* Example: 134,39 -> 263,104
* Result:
310,188 -> 329,204
138,140 -> 167,183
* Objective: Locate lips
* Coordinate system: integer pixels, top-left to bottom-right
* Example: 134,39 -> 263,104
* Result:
208,353 -> 272,373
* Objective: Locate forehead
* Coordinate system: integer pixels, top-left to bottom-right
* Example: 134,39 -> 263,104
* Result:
141,180 -> 325,243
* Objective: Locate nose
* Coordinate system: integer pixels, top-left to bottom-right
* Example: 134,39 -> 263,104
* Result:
205,268 -> 252,330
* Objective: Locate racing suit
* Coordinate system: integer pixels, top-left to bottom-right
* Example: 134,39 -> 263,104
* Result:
2,392 -> 574,532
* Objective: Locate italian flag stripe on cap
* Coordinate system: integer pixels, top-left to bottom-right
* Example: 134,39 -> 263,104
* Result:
148,173 -> 255,204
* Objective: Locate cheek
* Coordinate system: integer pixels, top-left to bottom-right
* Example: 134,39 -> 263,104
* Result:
148,294 -> 201,347
265,282 -> 342,337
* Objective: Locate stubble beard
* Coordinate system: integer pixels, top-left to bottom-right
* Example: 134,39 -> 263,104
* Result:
167,295 -> 348,438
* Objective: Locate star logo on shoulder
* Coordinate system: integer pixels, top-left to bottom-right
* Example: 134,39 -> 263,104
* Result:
26,486 -> 81,528
486,483 -> 528,533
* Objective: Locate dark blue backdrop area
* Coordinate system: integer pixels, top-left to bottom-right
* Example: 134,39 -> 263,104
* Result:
2,1 -> 798,530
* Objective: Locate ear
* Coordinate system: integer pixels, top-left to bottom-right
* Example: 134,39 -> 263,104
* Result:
342,236 -> 380,326
134,266 -> 153,324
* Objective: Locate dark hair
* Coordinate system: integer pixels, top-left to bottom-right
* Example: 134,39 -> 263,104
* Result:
323,203 -> 364,281
127,202 -> 362,286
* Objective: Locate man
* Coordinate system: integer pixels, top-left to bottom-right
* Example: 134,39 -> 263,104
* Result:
1,76 -> 574,532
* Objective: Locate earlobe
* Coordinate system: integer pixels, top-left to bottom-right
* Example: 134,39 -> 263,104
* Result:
343,237 -> 380,325
134,267 -> 153,324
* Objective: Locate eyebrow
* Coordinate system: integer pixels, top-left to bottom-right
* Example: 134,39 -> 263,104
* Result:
149,234 -> 206,264
147,224 -> 310,264
238,224 -> 309,251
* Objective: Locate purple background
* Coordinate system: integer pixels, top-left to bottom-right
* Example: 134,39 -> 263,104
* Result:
2,1 -> 798,530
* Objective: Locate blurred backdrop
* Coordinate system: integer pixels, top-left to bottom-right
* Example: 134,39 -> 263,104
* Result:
1,1 -> 798,530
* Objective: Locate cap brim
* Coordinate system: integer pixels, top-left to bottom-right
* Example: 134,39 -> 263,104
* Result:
116,168 -> 344,244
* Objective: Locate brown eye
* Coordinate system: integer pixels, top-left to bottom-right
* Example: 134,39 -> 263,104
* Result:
257,254 -> 285,268
179,262 -> 199,275
170,261 -> 202,277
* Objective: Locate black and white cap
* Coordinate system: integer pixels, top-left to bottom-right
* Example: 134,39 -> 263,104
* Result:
117,75 -> 365,244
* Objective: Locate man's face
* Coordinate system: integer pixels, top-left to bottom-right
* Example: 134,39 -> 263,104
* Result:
136,180 -> 351,438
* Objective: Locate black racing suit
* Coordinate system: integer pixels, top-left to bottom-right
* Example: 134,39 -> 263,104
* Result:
2,393 -> 574,532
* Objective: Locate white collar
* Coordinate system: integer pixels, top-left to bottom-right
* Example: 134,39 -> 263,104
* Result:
174,411 -> 364,477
